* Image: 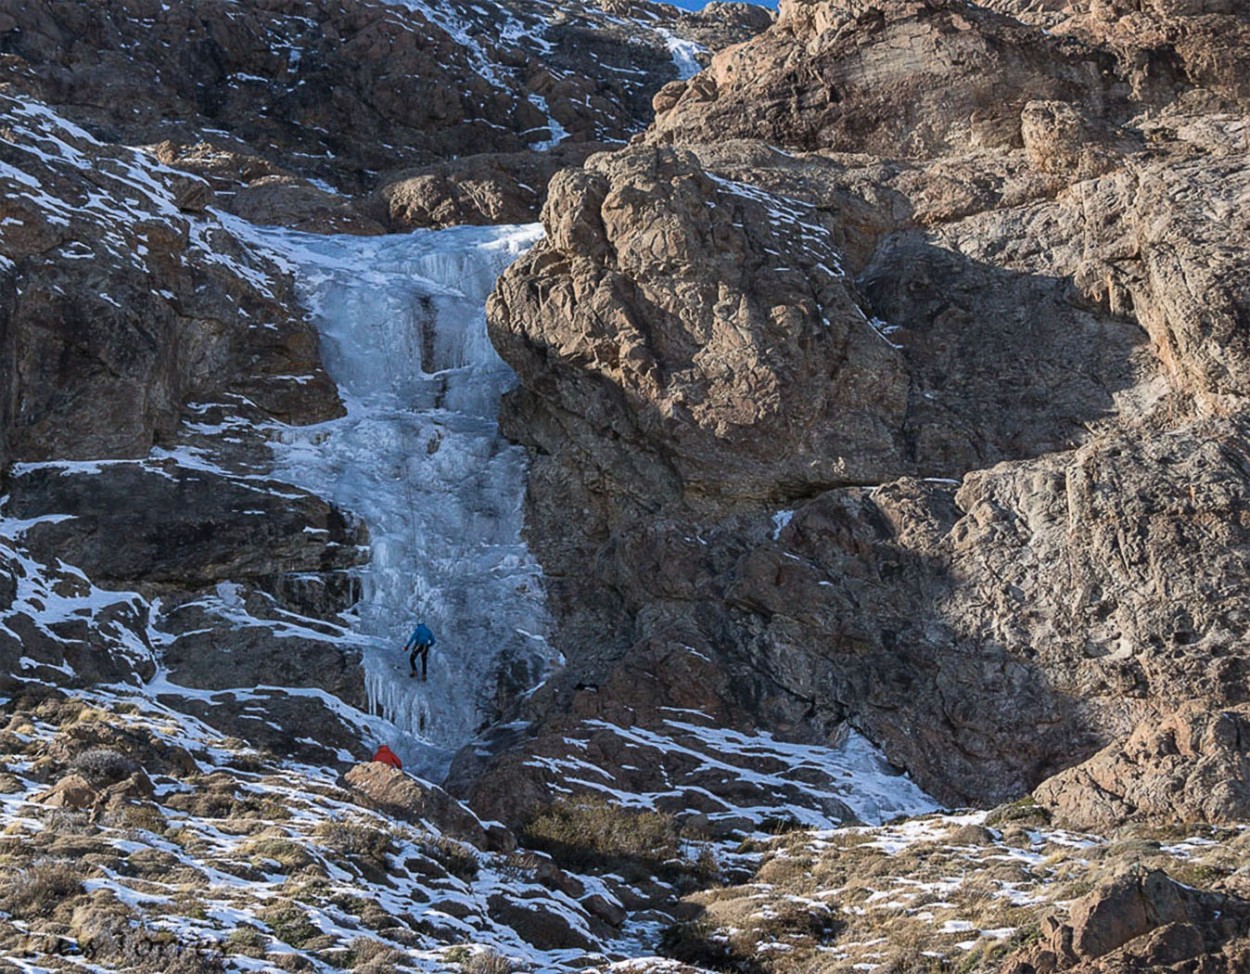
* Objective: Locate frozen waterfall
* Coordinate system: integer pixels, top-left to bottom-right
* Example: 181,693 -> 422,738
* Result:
239,220 -> 555,779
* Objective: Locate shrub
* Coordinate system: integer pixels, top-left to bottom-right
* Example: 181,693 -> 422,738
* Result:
464,947 -> 512,974
40,808 -> 96,835
520,797 -> 681,879
76,912 -> 226,973
225,926 -> 267,956
3,860 -> 83,918
984,796 -> 1049,828
347,936 -> 408,972
99,801 -> 167,833
69,747 -> 140,787
315,819 -> 395,863
421,835 -> 479,882
659,920 -> 749,973
239,836 -> 315,873
260,903 -> 322,948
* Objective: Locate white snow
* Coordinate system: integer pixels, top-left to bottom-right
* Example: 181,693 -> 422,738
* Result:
656,28 -> 707,81
527,93 -> 570,151
556,718 -> 939,828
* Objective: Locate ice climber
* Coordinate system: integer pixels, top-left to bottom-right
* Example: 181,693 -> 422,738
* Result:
404,621 -> 436,680
371,744 -> 402,770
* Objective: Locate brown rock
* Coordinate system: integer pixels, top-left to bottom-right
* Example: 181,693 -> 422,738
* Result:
0,93 -> 342,466
0,0 -> 734,227
648,0 -> 1130,157
103,770 -> 156,803
344,762 -> 496,848
227,177 -> 385,235
377,144 -> 604,230
486,893 -> 594,951
1004,868 -> 1250,972
468,0 -> 1250,822
582,892 -> 627,927
1034,703 -> 1250,830
34,773 -> 98,810
490,144 -> 910,504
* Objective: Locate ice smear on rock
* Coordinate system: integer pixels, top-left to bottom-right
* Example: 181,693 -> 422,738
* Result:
232,219 -> 555,779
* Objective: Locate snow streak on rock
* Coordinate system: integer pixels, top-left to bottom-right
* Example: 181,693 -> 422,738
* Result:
656,28 -> 707,81
530,717 -> 939,830
237,220 -> 555,777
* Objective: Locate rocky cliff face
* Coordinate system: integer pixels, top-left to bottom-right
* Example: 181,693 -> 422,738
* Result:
477,0 -> 1250,826
0,0 -> 765,767
5,0 -> 1250,969
0,0 -> 762,229
0,91 -> 374,763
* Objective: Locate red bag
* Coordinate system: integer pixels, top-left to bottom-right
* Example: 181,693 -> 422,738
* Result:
371,745 -> 403,770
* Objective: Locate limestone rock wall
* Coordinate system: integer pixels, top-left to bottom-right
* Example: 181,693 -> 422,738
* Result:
0,93 -> 369,764
473,0 -> 1250,820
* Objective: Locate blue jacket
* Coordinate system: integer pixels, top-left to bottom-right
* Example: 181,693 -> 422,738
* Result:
407,623 -> 435,648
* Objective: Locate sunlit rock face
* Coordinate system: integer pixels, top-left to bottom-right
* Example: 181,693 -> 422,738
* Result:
475,0 -> 1250,825
4,2 -> 1250,971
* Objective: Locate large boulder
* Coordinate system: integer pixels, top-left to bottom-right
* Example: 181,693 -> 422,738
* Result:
489,144 -> 910,505
1035,703 -> 1250,830
377,143 -> 605,230
344,761 -> 504,849
1003,869 -> 1250,973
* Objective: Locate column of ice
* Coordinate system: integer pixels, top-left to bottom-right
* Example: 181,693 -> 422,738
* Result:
263,224 -> 553,779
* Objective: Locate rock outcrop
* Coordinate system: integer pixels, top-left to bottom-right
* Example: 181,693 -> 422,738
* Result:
473,0 -> 1250,824
0,93 -> 371,765
1003,869 -> 1250,974
0,0 -> 767,228
344,761 -> 504,849
1035,703 -> 1250,830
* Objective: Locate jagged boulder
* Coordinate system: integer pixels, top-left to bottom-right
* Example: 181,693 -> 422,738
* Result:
489,143 -> 910,505
377,143 -> 604,230
1003,869 -> 1250,973
33,773 -> 98,810
1034,703 -> 1250,830
486,893 -> 595,951
344,761 -> 509,850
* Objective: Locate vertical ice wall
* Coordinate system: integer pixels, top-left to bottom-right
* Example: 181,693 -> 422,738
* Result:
247,222 -> 554,778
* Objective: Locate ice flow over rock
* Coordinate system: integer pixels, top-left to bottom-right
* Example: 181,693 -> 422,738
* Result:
242,220 -> 554,778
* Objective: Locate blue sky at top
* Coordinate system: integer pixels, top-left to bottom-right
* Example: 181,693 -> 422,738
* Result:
667,0 -> 779,10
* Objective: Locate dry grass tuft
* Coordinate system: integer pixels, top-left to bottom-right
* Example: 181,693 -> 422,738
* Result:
3,859 -> 84,919
520,796 -> 682,880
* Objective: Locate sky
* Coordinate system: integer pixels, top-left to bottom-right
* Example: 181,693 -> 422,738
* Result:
668,0 -> 779,10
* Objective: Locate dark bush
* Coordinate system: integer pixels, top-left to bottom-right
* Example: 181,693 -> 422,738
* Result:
421,835 -> 479,882
659,920 -> 754,973
68,747 -> 141,787
520,797 -> 682,880
78,913 -> 226,973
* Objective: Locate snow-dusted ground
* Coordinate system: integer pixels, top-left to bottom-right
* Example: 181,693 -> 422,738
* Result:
230,220 -> 557,778
529,717 -> 939,831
